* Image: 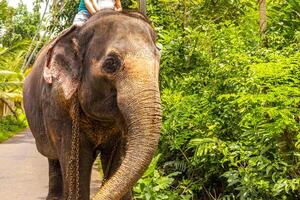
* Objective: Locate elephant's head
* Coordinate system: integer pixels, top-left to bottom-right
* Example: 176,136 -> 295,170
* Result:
43,10 -> 161,199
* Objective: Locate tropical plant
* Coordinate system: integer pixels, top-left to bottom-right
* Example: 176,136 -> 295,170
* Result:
0,40 -> 29,117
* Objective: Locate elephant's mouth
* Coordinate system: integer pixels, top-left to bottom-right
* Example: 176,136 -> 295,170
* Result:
80,93 -> 120,123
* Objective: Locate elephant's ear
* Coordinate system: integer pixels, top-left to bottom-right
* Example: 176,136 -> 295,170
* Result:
43,25 -> 82,100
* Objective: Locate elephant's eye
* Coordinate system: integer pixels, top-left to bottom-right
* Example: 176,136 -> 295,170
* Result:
102,53 -> 122,74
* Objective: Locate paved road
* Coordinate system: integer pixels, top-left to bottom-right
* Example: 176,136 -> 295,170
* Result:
0,129 -> 101,200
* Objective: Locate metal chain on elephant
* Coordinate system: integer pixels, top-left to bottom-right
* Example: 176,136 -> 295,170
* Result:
67,97 -> 81,200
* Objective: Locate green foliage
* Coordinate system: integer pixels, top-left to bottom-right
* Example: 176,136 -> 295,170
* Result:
0,115 -> 27,143
133,0 -> 300,199
0,40 -> 29,102
0,2 -> 39,103
134,154 -> 191,200
49,0 -> 79,33
0,1 -> 34,138
0,0 -> 14,23
268,0 -> 300,48
0,1 -> 41,47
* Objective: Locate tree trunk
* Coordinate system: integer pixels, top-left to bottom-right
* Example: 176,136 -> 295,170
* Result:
183,0 -> 187,28
138,0 -> 146,15
259,0 -> 267,46
0,98 -> 18,119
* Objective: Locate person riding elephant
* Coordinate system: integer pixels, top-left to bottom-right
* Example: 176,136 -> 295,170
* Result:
23,10 -> 161,200
73,0 -> 122,26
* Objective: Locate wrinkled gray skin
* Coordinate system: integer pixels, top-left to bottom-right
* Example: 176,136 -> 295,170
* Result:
23,10 -> 161,200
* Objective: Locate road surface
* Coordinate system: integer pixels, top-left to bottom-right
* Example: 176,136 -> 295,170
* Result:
0,129 -> 101,200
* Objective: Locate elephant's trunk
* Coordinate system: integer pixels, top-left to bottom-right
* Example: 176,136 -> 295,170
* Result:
93,82 -> 161,200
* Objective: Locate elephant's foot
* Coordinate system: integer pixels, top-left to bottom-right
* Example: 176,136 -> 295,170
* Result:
47,159 -> 63,200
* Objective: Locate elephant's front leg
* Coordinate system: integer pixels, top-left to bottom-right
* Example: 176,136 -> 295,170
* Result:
59,135 -> 95,200
100,139 -> 133,200
47,159 -> 63,200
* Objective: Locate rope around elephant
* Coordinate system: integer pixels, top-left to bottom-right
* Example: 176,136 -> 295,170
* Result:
67,97 -> 81,200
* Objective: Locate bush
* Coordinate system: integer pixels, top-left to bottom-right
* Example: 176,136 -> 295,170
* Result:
0,115 -> 27,142
134,0 -> 300,199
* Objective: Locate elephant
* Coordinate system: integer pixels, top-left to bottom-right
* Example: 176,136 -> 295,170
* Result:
23,10 -> 161,200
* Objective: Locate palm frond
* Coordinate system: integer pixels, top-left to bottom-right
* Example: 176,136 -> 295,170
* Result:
0,81 -> 23,88
0,39 -> 30,58
0,70 -> 19,76
0,91 -> 23,102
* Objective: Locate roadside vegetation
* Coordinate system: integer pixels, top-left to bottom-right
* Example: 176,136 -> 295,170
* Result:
0,115 -> 27,142
141,0 -> 300,199
1,0 -> 299,199
0,1 -> 40,141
